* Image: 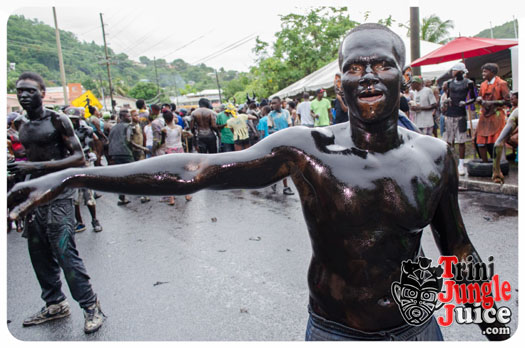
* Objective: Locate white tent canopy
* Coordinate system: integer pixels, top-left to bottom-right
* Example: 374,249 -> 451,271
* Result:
271,38 -> 458,99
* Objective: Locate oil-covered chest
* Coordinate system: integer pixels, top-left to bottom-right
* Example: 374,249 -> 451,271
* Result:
19,119 -> 64,159
302,148 -> 444,229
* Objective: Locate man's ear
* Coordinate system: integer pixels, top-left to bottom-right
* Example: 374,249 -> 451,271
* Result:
41,89 -> 46,99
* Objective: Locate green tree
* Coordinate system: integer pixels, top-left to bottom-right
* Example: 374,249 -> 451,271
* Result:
252,6 -> 359,96
420,15 -> 454,44
475,20 -> 518,39
128,81 -> 159,101
401,14 -> 454,44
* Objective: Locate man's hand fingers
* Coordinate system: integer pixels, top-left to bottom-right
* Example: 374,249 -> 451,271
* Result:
9,199 -> 34,221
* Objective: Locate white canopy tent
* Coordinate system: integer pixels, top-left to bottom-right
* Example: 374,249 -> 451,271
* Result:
271,38 -> 459,99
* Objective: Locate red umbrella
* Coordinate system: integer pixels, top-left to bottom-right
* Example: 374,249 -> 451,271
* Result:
411,37 -> 518,67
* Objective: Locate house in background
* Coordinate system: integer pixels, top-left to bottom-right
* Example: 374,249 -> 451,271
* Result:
175,89 -> 222,109
6,83 -> 84,113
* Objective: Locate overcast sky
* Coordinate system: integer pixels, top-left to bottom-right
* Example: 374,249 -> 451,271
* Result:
2,0 -> 524,72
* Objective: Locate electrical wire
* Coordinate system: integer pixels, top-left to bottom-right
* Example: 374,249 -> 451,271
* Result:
157,31 -> 212,60
192,33 -> 256,65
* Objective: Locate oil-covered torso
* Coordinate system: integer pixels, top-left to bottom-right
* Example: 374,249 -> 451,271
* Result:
285,123 -> 448,331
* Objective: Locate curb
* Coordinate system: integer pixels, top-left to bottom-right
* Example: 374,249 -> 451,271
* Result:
458,177 -> 518,196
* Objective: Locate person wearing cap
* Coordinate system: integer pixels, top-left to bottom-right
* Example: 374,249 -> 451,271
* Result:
225,103 -> 257,151
443,62 -> 476,175
311,88 -> 332,127
68,113 -> 103,233
409,76 -> 437,136
475,63 -> 511,163
216,104 -> 235,152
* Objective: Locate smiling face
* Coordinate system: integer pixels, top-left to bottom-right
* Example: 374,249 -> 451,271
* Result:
482,68 -> 495,81
340,29 -> 403,124
16,79 -> 45,113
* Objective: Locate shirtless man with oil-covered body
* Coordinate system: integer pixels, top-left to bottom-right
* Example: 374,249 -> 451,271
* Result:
8,25 -> 507,340
190,98 -> 220,153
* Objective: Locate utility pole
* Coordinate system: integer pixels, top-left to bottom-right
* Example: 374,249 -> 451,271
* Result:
410,6 -> 421,76
490,21 -> 494,39
53,7 -> 68,105
153,56 -> 160,96
215,69 -> 222,104
98,74 -> 107,110
512,16 -> 518,39
100,13 -> 115,114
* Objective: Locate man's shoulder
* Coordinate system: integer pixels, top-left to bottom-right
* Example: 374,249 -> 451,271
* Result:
44,108 -> 65,121
401,127 -> 448,154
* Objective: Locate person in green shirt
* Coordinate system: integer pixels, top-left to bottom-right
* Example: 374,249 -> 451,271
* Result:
310,88 -> 332,127
215,104 -> 235,152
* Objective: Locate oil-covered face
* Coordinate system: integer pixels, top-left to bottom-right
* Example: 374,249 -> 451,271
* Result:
340,30 -> 402,123
16,79 -> 45,113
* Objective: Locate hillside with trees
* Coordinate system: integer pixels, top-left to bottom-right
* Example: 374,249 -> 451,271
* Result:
6,15 -> 239,102
11,11 -> 511,104
475,20 -> 518,39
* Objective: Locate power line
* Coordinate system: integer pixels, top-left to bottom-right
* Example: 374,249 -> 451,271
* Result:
126,29 -> 183,58
107,11 -> 144,39
117,26 -> 161,54
158,31 -> 211,60
192,33 -> 256,65
101,8 -> 135,29
78,24 -> 102,37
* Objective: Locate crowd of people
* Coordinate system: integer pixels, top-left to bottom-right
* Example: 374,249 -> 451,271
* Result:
7,61 -> 518,231
400,62 -> 517,176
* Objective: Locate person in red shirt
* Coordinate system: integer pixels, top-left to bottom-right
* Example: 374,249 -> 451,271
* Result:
475,63 -> 511,162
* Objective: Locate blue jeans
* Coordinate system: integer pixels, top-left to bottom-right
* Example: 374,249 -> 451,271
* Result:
220,143 -> 235,153
25,198 -> 97,309
305,308 -> 444,341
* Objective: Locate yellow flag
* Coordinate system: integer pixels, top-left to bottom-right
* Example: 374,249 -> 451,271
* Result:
71,91 -> 103,117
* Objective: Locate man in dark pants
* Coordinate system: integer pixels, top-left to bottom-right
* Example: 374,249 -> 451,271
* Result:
7,72 -> 104,334
190,98 -> 220,153
108,108 -> 149,205
8,26 -> 509,341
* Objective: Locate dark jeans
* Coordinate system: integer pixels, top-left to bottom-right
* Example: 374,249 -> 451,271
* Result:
112,155 -> 134,201
220,142 -> 235,153
197,133 -> 217,153
25,198 -> 97,309
305,307 -> 444,341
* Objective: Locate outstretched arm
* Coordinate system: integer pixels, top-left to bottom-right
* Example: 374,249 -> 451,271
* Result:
8,128 -> 304,220
492,110 -> 518,184
430,150 -> 510,341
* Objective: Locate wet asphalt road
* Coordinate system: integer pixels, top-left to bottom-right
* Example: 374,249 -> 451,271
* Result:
6,184 -> 518,341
